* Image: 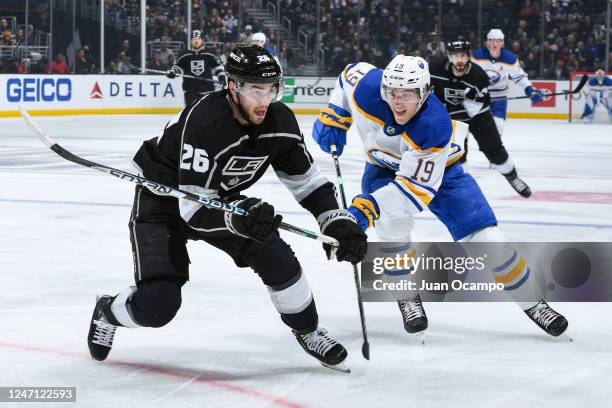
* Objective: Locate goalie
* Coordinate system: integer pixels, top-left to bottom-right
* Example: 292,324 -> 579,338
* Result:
581,69 -> 612,123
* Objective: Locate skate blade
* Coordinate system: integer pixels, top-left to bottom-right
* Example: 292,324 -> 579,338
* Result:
321,362 -> 351,373
416,331 -> 426,345
562,331 -> 574,342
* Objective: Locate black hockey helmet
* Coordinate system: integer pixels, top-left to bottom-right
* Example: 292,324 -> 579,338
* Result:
226,45 -> 282,84
446,40 -> 471,54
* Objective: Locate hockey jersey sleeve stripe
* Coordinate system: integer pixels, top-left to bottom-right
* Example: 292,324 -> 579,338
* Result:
394,177 -> 434,205
177,184 -> 227,232
258,132 -> 302,141
390,180 -> 424,212
275,164 -> 330,202
342,63 -> 359,82
401,132 -> 444,153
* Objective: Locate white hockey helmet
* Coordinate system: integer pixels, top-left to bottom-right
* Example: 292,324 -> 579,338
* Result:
251,32 -> 267,47
487,29 -> 504,41
381,55 -> 431,108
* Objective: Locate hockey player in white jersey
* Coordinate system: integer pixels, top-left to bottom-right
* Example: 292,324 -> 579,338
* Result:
472,29 -> 545,136
312,55 -> 569,340
581,69 -> 612,123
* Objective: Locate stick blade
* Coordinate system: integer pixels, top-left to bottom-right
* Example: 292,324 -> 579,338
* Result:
18,106 -> 55,147
362,341 -> 370,360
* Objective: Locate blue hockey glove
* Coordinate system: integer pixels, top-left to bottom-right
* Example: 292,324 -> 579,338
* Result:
312,104 -> 352,156
525,86 -> 545,104
347,194 -> 380,231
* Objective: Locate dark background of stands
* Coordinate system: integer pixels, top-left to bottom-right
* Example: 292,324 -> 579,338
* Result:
1,0 -> 610,78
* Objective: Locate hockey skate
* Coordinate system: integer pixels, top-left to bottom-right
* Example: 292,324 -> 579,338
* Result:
87,295 -> 118,361
398,294 -> 428,344
524,300 -> 568,337
293,327 -> 350,373
503,170 -> 532,198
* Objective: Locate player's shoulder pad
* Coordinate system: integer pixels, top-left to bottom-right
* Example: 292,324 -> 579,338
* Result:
428,57 -> 447,75
404,94 -> 453,151
267,102 -> 302,139
338,61 -> 376,88
468,61 -> 490,80
605,77 -> 612,85
498,49 -> 518,64
472,48 -> 489,60
352,68 -> 387,125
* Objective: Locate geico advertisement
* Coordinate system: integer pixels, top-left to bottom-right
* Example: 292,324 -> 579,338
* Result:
0,75 -> 183,110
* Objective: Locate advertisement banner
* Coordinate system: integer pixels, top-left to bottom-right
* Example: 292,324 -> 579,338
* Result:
0,74 -> 184,116
0,74 -> 592,120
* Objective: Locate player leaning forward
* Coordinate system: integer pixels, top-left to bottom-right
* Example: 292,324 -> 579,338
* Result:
313,56 -> 568,339
87,45 -> 367,370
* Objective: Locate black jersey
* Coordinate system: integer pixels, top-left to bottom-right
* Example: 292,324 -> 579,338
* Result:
173,50 -> 225,92
429,58 -> 491,121
132,90 -> 339,235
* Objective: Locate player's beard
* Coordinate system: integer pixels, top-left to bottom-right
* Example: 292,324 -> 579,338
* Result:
452,62 -> 467,76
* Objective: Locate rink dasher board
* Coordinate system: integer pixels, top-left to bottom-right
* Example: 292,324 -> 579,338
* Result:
0,74 -> 596,120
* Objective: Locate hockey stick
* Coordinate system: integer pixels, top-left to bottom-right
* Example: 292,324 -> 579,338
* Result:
330,144 -> 370,360
506,74 -> 589,100
19,107 -> 339,247
146,68 -> 216,82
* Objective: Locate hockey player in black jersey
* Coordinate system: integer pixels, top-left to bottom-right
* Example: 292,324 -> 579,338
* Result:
87,45 -> 367,372
166,30 -> 226,106
430,40 -> 532,198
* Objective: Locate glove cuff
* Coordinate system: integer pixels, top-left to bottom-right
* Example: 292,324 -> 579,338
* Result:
317,209 -> 357,232
352,194 -> 380,227
224,199 -> 251,239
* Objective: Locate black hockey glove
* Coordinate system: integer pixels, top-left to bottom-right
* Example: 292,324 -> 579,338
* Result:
165,69 -> 176,79
225,197 -> 283,242
318,209 -> 367,265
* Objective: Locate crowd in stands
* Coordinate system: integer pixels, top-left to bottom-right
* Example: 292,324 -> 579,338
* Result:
2,0 -> 610,78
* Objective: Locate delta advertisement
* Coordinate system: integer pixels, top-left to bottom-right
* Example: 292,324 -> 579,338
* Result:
0,74 -> 588,119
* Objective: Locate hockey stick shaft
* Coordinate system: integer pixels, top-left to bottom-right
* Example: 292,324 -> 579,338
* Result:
19,107 -> 339,247
506,74 -> 589,100
330,145 -> 370,360
146,68 -> 216,82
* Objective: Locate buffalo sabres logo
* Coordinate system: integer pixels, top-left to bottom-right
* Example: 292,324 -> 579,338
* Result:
191,60 -> 205,76
485,69 -> 501,85
385,126 -> 396,135
444,88 -> 466,105
367,148 -> 401,171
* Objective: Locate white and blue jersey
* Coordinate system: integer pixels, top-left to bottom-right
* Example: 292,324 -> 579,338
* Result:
328,62 -> 497,241
581,75 -> 612,121
472,48 -> 532,120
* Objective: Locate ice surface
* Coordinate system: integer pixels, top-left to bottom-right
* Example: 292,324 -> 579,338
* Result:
1,115 -> 611,407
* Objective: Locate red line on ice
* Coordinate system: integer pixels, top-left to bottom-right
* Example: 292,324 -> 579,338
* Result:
500,191 -> 612,204
0,341 -> 307,408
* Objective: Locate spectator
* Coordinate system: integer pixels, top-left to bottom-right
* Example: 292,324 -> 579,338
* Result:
240,24 -> 254,43
158,40 -> 174,66
551,58 -> 569,80
1,30 -> 14,46
75,48 -> 94,74
117,51 -> 138,73
148,51 -> 166,71
48,53 -> 69,74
